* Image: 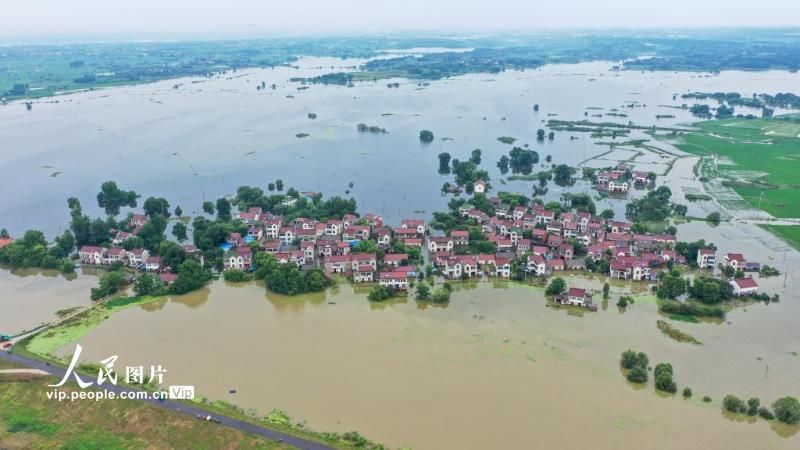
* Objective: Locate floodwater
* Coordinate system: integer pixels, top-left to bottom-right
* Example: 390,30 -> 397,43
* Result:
64,258 -> 800,449
0,267 -> 94,335
1,57 -> 799,236
3,57 -> 800,448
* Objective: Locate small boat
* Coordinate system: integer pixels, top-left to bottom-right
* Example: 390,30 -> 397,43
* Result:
228,389 -> 237,394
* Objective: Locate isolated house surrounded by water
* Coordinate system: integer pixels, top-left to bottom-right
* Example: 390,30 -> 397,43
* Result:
731,277 -> 759,296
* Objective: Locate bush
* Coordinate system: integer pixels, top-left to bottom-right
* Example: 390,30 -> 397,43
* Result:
758,407 -> 775,421
702,396 -> 712,403
723,395 -> 747,414
368,286 -> 395,302
419,130 -> 434,143
626,366 -> 648,383
620,350 -> 649,370
617,296 -> 633,308
772,396 -> 800,424
746,398 -> 760,416
654,363 -> 677,393
223,269 -> 252,282
430,288 -> 451,304
683,387 -> 692,398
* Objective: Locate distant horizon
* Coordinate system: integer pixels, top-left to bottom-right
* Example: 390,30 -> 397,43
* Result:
2,26 -> 800,46
4,0 -> 800,45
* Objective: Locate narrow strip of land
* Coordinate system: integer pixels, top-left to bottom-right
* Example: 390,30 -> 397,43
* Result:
0,350 -> 332,450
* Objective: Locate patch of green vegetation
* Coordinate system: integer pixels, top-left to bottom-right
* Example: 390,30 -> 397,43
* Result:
735,186 -> 800,218
23,296 -> 162,359
657,320 -> 702,345
497,136 -> 517,144
761,225 -> 800,251
0,374 -> 289,449
676,117 -> 800,218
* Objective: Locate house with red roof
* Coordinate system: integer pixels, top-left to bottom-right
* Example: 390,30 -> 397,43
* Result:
697,248 -> 716,269
731,277 -> 758,296
379,272 -> 409,290
724,253 -> 746,270
560,287 -> 592,307
79,246 -> 106,265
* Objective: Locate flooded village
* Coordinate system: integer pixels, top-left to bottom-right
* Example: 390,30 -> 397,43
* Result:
2,55 -> 800,450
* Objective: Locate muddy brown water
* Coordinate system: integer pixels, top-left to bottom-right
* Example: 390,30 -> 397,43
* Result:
2,58 -> 800,448
55,220 -> 799,449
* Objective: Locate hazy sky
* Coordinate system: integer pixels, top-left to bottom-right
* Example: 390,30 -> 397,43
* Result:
4,0 -> 800,40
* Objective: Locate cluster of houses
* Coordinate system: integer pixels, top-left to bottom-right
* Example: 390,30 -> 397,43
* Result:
77,214 -> 201,285
226,208 -> 418,291
73,194 -> 764,299
593,164 -> 651,194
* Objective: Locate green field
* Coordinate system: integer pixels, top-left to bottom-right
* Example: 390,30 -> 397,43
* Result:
676,116 -> 800,217
0,364 -> 288,449
760,225 -> 800,251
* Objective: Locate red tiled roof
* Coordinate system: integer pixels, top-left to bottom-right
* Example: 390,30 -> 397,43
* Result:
734,278 -> 758,289
567,288 -> 586,298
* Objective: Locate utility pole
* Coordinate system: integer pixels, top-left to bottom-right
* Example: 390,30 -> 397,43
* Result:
755,191 -> 763,220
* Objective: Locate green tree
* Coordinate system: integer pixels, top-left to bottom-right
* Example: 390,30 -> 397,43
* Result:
438,152 -> 452,174
138,215 -> 167,251
202,201 -> 215,215
430,288 -> 451,304
96,181 -> 139,216
90,271 -> 128,300
368,286 -> 393,302
470,148 -> 482,165
706,212 -> 721,225
772,397 -> 800,424
216,198 -> 232,221
627,366 -> 648,383
275,179 -> 284,191
419,130 -> 434,143
654,363 -> 677,393
157,241 -> 187,270
747,398 -> 760,416
143,197 -> 171,218
172,222 -> 188,242
134,274 -> 163,296
416,283 -> 431,301
52,230 -> 76,258
174,206 -> 183,217
545,277 -> 566,296
224,269 -> 252,282
602,282 -> 610,298
170,260 -> 212,294
723,395 -> 747,414
620,350 -> 649,370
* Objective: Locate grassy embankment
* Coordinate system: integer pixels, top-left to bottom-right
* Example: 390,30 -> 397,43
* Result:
0,357 -> 288,449
675,116 -> 800,218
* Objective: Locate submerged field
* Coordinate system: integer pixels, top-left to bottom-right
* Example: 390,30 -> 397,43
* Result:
676,116 -> 800,218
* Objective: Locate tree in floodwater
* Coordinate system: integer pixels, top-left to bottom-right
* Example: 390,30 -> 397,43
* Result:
419,130 -> 434,143
438,152 -> 452,174
96,181 -> 139,216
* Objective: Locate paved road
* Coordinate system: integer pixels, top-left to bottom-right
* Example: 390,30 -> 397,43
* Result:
0,350 -> 332,450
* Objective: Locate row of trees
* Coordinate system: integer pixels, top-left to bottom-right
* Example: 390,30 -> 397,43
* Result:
723,394 -> 800,424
